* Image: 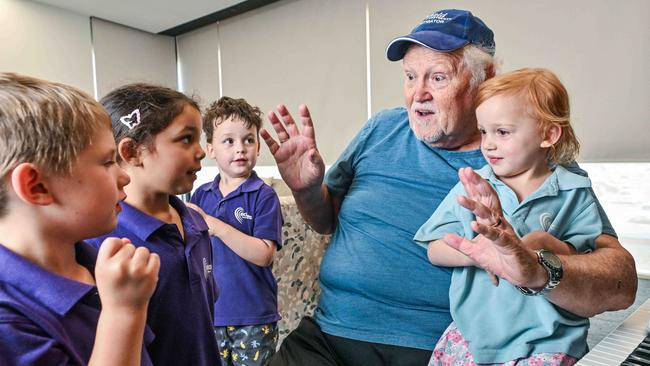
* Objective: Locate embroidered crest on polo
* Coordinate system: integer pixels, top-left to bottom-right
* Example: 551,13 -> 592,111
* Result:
234,207 -> 252,224
119,108 -> 141,129
539,212 -> 553,231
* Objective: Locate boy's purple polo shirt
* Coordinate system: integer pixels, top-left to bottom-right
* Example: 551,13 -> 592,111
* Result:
87,195 -> 220,366
191,171 -> 283,326
0,241 -> 153,365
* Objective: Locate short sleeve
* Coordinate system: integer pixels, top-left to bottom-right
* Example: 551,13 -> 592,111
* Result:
0,316 -> 71,366
325,117 -> 375,198
84,235 -> 105,250
563,161 -> 616,237
413,182 -> 470,249
561,198 -> 603,253
253,187 -> 284,249
189,186 -> 205,206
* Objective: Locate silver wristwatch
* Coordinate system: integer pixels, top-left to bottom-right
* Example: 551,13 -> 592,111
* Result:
516,249 -> 563,296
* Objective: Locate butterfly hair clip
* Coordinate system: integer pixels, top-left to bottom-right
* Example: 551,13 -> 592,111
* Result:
119,109 -> 141,129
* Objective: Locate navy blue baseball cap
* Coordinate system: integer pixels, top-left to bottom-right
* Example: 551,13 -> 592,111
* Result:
386,9 -> 495,61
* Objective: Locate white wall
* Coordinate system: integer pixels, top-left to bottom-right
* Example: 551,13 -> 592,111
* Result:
91,18 -> 177,99
178,0 -> 368,166
176,22 -> 221,108
0,0 -> 177,100
0,0 -> 94,94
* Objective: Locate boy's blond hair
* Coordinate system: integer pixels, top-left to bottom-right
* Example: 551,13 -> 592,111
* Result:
476,68 -> 580,165
0,72 -> 109,216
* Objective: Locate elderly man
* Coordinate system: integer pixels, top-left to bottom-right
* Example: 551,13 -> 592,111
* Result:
262,9 -> 637,366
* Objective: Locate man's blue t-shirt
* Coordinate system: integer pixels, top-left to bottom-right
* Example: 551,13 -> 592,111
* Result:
318,107 -> 486,350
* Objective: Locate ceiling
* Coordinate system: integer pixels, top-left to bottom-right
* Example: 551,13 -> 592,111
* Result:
33,0 -> 249,34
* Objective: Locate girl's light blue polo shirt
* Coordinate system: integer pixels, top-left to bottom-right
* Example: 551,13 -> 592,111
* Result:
415,165 -> 603,362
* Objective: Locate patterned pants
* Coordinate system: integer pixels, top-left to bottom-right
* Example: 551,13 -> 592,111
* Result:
215,323 -> 278,366
429,322 -> 578,366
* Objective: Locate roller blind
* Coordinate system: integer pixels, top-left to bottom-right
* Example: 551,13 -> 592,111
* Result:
178,0 -> 368,166
0,0 -> 93,94
176,22 -> 221,110
91,17 -> 177,99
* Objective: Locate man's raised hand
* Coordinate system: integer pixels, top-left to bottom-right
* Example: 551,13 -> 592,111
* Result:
261,104 -> 325,192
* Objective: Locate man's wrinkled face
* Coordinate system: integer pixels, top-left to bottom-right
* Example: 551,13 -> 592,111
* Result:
403,45 -> 479,150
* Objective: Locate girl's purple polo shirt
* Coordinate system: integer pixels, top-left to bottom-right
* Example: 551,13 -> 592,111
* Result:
87,195 -> 220,366
190,171 -> 283,326
0,242 -> 153,365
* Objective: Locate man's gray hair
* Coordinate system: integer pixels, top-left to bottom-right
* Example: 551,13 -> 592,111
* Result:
462,45 -> 496,89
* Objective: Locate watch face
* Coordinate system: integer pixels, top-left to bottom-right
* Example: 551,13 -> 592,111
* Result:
536,250 -> 562,293
542,251 -> 562,268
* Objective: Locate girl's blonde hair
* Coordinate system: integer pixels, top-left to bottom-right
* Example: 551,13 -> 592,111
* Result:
476,68 -> 579,164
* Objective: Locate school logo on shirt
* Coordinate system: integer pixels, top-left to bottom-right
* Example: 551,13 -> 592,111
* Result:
539,213 -> 553,231
203,257 -> 213,280
234,207 -> 252,224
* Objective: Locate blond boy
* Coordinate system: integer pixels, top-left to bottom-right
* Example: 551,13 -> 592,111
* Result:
0,72 -> 159,366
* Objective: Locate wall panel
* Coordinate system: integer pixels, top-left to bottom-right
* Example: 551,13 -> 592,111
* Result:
92,18 -> 177,99
0,0 -> 93,93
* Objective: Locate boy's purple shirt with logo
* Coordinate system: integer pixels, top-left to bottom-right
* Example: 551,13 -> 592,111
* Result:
191,170 -> 283,326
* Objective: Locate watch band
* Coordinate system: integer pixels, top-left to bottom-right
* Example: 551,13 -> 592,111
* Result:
516,249 -> 563,296
516,283 -> 543,296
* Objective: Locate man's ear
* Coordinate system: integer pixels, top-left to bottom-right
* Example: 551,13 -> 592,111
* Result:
540,123 -> 562,148
9,163 -> 53,205
118,138 -> 142,166
485,64 -> 496,80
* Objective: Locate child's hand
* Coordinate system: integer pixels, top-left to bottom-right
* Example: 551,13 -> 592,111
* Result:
185,202 -> 207,218
186,202 -> 225,237
521,231 -> 548,251
95,237 -> 160,310
456,167 -> 503,227
456,167 -> 508,286
521,231 -> 577,255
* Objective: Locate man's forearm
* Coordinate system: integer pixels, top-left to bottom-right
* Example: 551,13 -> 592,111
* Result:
546,235 -> 637,317
293,184 -> 338,234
